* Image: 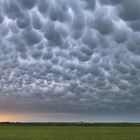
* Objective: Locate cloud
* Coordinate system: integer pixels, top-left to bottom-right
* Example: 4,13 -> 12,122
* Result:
99,0 -> 122,5
19,0 -> 37,9
0,0 -> 140,115
119,0 -> 140,21
93,17 -> 113,35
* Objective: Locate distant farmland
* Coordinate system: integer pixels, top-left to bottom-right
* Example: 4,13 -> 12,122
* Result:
0,123 -> 140,140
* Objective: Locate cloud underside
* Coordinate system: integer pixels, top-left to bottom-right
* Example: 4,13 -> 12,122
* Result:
0,0 -> 140,114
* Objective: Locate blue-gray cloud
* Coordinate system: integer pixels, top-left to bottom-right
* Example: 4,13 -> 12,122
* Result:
0,0 -> 140,115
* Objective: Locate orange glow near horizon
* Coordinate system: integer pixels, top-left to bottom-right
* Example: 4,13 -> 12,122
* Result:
0,113 -> 28,122
0,113 -> 50,122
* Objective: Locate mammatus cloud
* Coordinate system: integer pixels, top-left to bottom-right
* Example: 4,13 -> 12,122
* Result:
0,0 -> 140,115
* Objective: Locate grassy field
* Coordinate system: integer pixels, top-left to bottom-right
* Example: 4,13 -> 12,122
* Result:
0,124 -> 140,140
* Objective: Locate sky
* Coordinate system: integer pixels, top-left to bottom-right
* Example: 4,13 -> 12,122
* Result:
0,0 -> 140,122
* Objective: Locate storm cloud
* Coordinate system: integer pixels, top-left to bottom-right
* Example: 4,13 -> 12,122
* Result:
0,0 -> 140,119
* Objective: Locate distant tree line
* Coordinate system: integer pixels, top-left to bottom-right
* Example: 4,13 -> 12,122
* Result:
0,122 -> 140,127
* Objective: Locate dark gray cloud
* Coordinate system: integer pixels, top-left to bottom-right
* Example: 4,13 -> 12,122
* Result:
0,0 -> 140,119
119,0 -> 140,21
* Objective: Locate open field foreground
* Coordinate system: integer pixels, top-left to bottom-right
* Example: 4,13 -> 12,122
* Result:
0,124 -> 140,140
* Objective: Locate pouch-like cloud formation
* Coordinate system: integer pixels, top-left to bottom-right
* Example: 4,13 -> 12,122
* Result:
0,0 -> 140,114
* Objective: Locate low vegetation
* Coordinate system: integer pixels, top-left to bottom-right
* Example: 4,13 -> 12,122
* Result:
0,123 -> 140,140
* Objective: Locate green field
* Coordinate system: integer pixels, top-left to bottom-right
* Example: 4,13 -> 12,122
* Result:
0,124 -> 140,140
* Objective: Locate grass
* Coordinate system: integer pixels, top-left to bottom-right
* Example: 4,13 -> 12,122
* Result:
0,124 -> 140,140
